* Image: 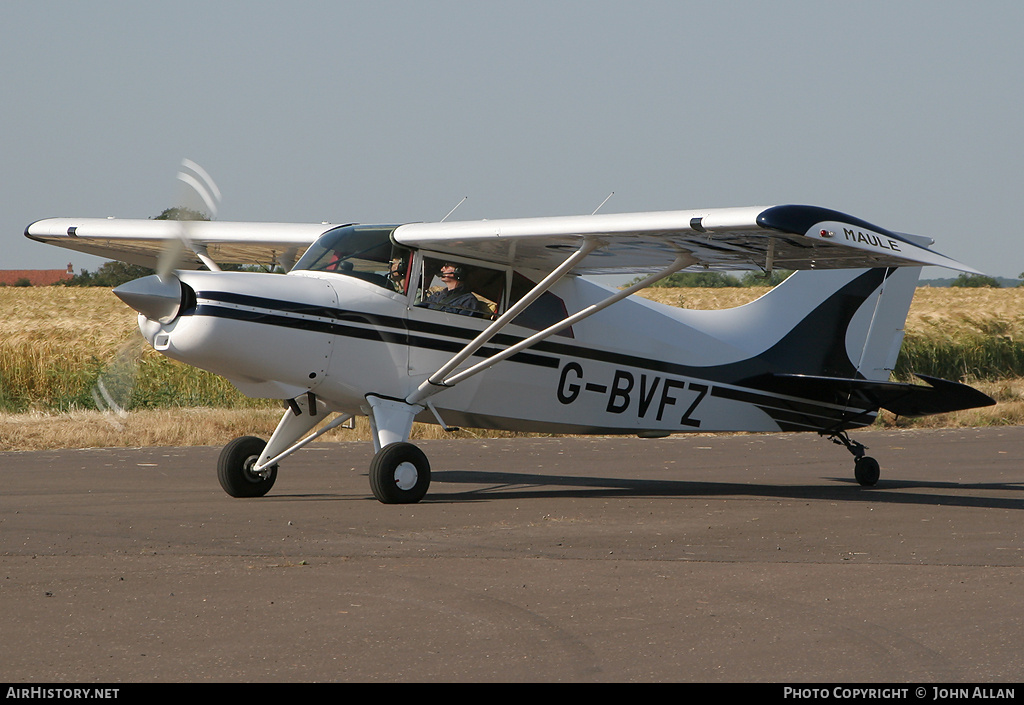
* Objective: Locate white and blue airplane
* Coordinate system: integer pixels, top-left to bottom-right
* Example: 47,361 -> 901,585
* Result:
26,190 -> 994,503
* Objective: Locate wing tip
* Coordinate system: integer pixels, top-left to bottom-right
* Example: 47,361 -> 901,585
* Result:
757,204 -> 906,243
758,204 -> 981,274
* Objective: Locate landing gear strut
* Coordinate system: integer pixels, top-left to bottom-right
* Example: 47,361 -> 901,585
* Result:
364,395 -> 431,504
826,430 -> 880,487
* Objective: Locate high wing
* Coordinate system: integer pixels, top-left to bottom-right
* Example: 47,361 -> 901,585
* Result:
26,204 -> 979,276
25,218 -> 338,271
393,204 -> 981,275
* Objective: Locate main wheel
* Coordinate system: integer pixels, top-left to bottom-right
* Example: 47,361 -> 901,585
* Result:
369,442 -> 431,504
218,436 -> 278,498
854,456 -> 880,487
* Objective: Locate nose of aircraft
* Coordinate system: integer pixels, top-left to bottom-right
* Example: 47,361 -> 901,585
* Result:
113,274 -> 188,323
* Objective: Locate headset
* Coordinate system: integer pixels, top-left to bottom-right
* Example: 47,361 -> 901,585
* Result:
441,263 -> 463,281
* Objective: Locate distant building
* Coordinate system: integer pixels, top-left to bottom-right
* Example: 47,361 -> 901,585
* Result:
0,264 -> 75,286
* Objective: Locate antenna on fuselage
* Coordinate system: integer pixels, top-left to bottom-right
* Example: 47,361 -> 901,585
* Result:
591,192 -> 614,215
441,196 -> 468,222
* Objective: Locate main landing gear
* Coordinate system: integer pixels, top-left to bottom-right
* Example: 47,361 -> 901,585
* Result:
826,430 -> 880,487
368,442 -> 431,504
364,395 -> 431,504
214,393 -> 435,504
215,433 -> 432,504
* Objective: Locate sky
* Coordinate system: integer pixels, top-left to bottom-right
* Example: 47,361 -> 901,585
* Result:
4,0 -> 1022,279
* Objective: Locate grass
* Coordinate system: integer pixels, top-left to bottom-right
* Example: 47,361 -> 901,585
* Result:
2,285 -> 1024,451
0,407 -> 540,453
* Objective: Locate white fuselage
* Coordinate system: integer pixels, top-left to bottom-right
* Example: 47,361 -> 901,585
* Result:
136,261 -> 915,437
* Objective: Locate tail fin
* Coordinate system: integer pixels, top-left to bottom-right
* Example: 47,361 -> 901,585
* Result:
725,263 -> 994,429
749,230 -> 951,380
689,264 -> 919,382
754,264 -> 919,381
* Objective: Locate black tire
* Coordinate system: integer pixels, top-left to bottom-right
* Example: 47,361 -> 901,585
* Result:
218,436 -> 278,498
854,456 -> 880,487
369,442 -> 430,504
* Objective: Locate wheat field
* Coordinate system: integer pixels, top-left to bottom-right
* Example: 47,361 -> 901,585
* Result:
639,285 -> 1024,339
2,285 -> 1023,451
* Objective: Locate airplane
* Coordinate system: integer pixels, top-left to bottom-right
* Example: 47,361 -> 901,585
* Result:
25,196 -> 996,503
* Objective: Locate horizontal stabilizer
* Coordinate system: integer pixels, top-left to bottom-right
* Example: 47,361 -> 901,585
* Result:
745,373 -> 995,418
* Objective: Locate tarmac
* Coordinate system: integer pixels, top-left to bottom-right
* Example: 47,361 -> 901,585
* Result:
2,427 -> 1022,683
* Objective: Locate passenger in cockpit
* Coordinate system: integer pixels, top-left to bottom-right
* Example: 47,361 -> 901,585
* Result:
387,255 -> 408,293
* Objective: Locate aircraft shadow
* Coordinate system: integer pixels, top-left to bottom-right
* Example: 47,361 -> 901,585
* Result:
425,469 -> 1024,510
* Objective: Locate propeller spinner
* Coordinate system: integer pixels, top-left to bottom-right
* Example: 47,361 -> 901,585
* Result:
94,159 -> 220,421
112,274 -> 191,323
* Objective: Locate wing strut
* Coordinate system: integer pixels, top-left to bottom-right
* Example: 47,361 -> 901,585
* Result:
405,242 -> 697,406
405,237 -> 599,404
190,243 -> 222,272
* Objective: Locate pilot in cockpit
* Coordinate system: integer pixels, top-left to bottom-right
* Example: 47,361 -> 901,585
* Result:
418,263 -> 487,317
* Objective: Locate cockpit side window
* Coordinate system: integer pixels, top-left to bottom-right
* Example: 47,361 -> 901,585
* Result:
410,259 -> 571,334
292,225 -> 408,293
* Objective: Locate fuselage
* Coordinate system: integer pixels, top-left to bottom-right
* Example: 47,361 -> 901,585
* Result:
134,254 -> 910,437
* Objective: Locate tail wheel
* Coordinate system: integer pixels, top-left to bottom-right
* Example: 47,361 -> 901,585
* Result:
369,442 -> 431,504
218,436 -> 278,498
854,456 -> 880,487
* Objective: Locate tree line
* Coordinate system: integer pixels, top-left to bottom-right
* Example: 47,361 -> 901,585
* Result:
58,265 -> 1020,290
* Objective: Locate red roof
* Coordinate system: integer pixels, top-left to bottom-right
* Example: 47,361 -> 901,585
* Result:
0,265 -> 74,286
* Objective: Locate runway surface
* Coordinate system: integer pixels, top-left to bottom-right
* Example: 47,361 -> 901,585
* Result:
2,427 -> 1022,683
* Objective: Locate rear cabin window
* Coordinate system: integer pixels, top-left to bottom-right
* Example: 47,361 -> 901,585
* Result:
509,272 -> 573,338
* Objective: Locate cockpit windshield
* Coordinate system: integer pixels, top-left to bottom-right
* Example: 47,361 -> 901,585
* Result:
292,224 -> 408,292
